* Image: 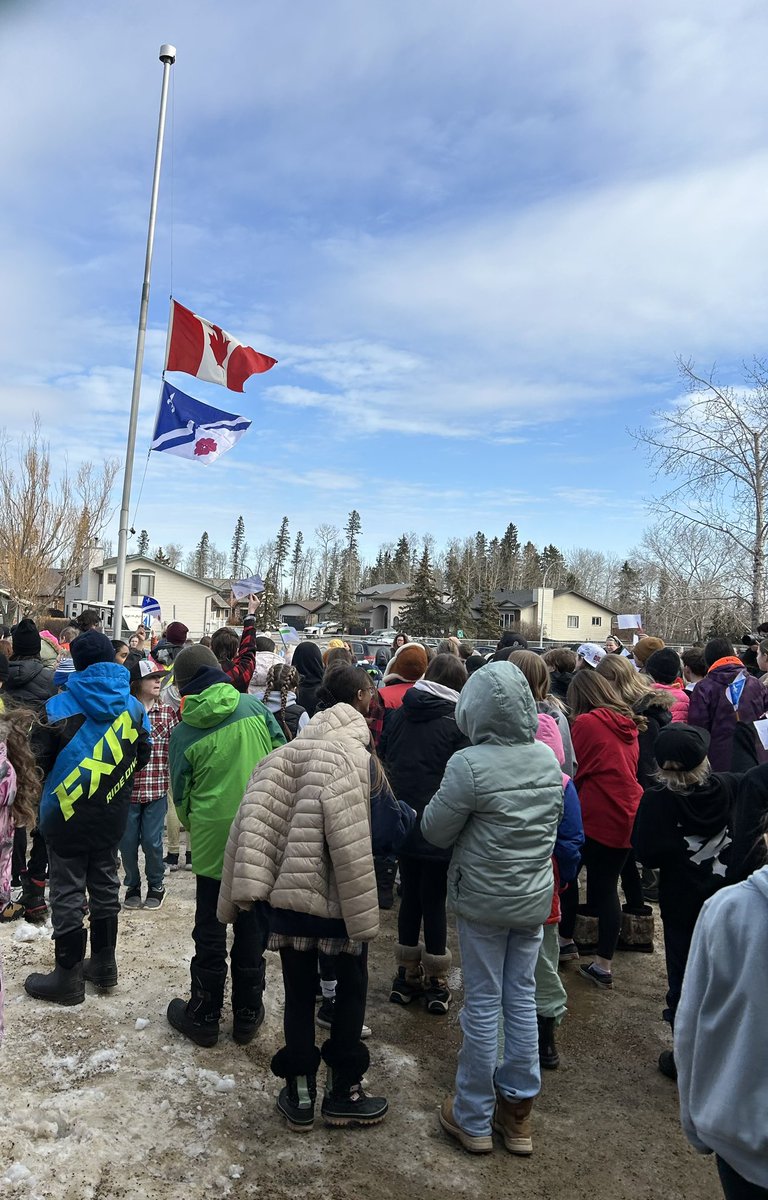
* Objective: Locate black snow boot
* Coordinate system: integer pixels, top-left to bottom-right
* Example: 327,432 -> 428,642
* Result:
24,928 -> 86,1006
20,871 -> 48,924
83,915 -> 119,990
320,1040 -> 388,1127
167,966 -> 226,1047
272,1047 -> 321,1132
537,1014 -> 560,1070
231,963 -> 266,1045
374,857 -> 397,910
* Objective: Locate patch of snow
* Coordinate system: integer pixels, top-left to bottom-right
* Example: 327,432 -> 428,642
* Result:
228,1165 -> 243,1180
446,966 -> 463,991
194,1067 -> 236,1094
134,1017 -> 150,1031
12,921 -> 52,943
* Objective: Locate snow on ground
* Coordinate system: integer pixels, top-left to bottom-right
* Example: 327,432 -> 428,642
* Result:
1,868 -> 722,1200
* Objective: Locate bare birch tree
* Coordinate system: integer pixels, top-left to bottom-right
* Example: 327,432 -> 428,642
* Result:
0,419 -> 118,618
633,358 -> 768,627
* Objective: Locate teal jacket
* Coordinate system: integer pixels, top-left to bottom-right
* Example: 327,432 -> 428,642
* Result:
169,668 -> 285,879
421,661 -> 563,929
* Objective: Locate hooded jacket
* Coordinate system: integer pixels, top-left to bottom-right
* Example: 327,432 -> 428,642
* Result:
379,679 -> 469,860
634,688 -> 674,791
36,663 -> 151,855
217,703 -> 414,941
633,772 -> 739,924
292,642 -> 325,717
421,661 -> 563,929
687,659 -> 768,772
535,713 -> 584,924
675,866 -> 768,1188
571,707 -> 642,848
4,658 -> 55,713
652,680 -> 690,723
169,667 -> 285,879
727,762 -> 768,883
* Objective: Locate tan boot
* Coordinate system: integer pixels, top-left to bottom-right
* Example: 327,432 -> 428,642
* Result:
493,1091 -> 536,1155
438,1096 -> 493,1154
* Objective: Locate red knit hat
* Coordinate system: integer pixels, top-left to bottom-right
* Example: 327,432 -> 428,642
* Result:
165,621 -> 189,646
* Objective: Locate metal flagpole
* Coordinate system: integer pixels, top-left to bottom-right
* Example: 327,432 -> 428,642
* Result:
112,43 -> 176,635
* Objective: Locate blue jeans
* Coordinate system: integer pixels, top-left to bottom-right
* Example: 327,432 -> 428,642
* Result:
454,917 -> 543,1136
120,797 -> 167,891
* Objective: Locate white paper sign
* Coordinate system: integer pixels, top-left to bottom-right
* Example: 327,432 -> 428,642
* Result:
617,614 -> 642,630
753,718 -> 768,751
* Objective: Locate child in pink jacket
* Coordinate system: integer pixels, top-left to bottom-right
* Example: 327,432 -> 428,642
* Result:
645,649 -> 690,723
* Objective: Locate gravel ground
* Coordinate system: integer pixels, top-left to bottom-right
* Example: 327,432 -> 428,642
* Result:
0,869 -> 722,1200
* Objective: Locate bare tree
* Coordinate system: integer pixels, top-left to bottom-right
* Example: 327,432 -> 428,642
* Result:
0,419 -> 118,618
633,358 -> 768,626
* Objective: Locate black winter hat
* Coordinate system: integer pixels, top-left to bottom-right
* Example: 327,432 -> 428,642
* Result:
12,618 -> 41,658
71,629 -> 116,672
645,647 -> 682,685
654,724 -> 710,771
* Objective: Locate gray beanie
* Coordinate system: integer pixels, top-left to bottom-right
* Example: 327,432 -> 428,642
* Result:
174,645 -> 219,695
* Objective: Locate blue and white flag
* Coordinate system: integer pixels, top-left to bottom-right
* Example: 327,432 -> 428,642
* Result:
232,574 -> 265,600
141,595 -> 161,627
150,381 -> 251,465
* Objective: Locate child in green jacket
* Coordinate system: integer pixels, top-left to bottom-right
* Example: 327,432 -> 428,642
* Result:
166,646 -> 284,1047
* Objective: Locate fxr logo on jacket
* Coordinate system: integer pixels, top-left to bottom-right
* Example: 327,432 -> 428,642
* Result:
53,710 -> 141,819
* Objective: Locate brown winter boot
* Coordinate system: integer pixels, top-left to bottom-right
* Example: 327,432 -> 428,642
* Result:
617,905 -> 655,953
389,944 -> 424,1005
422,950 -> 452,1015
493,1091 -> 536,1156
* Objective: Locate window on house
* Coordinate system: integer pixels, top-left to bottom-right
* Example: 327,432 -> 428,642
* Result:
567,615 -> 579,629
591,616 -> 602,627
131,571 -> 155,597
107,573 -> 117,584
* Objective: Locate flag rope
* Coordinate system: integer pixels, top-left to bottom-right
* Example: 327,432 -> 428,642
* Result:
129,451 -> 151,533
169,68 -> 176,298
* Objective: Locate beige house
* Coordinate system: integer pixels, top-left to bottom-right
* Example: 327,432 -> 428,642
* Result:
356,584 -> 412,631
471,587 -> 617,642
64,547 -> 229,637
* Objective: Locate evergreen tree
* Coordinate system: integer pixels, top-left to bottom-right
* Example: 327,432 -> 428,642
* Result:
616,560 -> 642,612
153,546 -> 169,565
391,534 -> 410,582
332,572 -> 357,631
474,585 -> 501,639
499,523 -> 521,588
260,569 -> 279,628
290,531 -> 304,597
194,532 -> 210,578
137,529 -> 150,556
398,547 -> 444,635
445,572 -> 474,636
520,541 -> 542,588
230,515 -> 246,578
273,516 -> 291,594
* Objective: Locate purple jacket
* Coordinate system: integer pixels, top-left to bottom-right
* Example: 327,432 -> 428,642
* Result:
688,661 -> 768,771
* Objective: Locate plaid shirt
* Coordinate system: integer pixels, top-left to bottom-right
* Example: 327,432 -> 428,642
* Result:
131,702 -> 179,804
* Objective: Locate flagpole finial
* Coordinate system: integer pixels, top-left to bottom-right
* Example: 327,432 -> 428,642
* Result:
159,44 -> 176,63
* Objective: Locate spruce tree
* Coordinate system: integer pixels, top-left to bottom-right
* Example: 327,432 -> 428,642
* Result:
474,585 -> 501,639
398,547 -> 444,635
230,515 -> 246,577
194,532 -> 210,578
273,517 -> 291,594
137,529 -> 150,556
391,535 -> 410,582
290,531 -> 304,597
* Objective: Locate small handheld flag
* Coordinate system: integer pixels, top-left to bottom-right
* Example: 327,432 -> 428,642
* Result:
150,382 -> 251,465
232,575 -> 265,600
141,596 -> 161,627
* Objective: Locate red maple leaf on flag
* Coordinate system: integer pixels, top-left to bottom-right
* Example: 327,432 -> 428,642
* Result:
194,437 -> 218,457
208,325 -> 230,367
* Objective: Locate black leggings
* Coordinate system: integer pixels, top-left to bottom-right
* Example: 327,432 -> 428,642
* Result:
559,837 -> 629,961
620,856 -> 645,910
717,1157 -> 768,1199
397,856 -> 449,954
280,946 -> 368,1076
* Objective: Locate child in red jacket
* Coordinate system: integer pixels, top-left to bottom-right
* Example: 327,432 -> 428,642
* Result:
559,670 -> 645,989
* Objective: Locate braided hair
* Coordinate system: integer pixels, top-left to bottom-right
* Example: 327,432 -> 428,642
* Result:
263,663 -> 300,741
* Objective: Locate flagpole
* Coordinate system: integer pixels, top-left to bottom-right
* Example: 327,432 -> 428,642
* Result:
113,43 -> 176,636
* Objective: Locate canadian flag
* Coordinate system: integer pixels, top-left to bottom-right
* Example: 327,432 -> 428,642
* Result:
164,299 -> 277,392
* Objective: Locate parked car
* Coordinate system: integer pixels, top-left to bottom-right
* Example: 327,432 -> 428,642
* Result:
347,640 -> 376,665
305,621 -> 342,638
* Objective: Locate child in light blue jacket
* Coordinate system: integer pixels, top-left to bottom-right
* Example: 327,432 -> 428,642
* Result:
675,859 -> 768,1198
421,661 -> 562,1158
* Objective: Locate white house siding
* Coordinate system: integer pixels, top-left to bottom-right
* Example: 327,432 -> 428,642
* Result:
550,594 -> 614,641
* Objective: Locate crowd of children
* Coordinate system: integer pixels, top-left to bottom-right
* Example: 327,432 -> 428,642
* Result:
1,613 -> 767,1197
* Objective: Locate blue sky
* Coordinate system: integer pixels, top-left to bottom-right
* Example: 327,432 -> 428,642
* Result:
2,0 -> 768,564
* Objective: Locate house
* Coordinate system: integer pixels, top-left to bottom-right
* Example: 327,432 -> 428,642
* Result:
356,583 -> 412,632
64,543 -> 230,637
278,598 -> 330,631
470,587 -> 617,642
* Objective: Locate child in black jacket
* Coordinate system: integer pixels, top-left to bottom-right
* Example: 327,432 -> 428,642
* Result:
633,724 -> 738,1080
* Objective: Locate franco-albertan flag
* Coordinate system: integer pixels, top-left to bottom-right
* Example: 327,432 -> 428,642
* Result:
150,382 -> 251,465
164,299 -> 277,392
